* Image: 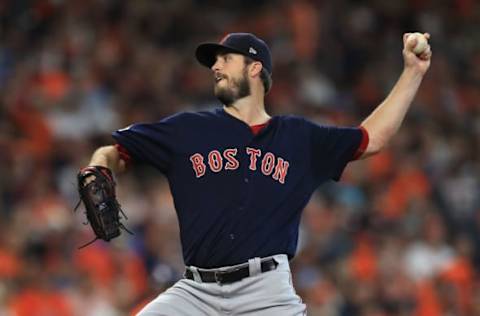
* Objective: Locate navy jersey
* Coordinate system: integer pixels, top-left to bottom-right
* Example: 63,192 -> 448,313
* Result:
112,108 -> 367,268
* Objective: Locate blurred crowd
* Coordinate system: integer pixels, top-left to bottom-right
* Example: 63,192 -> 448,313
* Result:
0,0 -> 479,315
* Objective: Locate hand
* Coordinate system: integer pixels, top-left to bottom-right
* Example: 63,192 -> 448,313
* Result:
402,33 -> 432,75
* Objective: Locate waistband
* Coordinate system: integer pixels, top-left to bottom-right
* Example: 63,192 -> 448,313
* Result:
184,254 -> 289,284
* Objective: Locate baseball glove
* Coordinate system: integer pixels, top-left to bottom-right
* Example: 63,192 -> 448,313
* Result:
75,166 -> 131,248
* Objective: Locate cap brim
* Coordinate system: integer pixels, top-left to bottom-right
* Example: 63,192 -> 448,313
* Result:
195,43 -> 245,69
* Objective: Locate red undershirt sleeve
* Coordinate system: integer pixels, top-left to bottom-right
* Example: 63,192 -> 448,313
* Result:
352,126 -> 369,160
114,143 -> 132,166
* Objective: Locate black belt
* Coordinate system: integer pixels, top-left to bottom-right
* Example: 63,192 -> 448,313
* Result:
184,258 -> 278,284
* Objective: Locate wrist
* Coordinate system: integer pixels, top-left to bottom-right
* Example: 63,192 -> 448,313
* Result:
402,66 -> 425,80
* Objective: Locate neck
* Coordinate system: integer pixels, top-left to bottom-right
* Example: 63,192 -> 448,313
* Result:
223,93 -> 270,126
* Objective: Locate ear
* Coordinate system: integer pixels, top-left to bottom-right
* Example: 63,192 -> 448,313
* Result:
248,61 -> 263,78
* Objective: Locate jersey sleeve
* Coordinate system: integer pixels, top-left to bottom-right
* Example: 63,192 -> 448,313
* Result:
307,120 -> 367,182
111,115 -> 178,173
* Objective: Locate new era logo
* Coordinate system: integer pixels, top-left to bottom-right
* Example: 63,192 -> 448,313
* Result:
249,47 -> 257,55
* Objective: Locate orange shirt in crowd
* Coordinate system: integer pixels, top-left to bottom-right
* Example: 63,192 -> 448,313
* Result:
380,168 -> 430,219
74,244 -> 115,288
10,106 -> 53,160
441,256 -> 475,314
415,281 -> 442,316
0,248 -> 21,279
349,234 -> 378,282
288,0 -> 319,61
367,150 -> 393,181
74,244 -> 147,298
9,288 -> 73,316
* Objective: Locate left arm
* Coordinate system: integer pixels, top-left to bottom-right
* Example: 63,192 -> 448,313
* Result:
359,33 -> 432,159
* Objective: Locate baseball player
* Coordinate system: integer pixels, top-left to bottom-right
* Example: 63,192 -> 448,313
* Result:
81,32 -> 431,315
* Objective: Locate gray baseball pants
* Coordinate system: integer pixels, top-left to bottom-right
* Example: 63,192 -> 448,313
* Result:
136,254 -> 306,315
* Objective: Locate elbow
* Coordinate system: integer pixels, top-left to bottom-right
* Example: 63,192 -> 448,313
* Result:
360,126 -> 389,158
94,145 -> 118,163
90,145 -> 124,172
368,136 -> 387,154
360,118 -> 400,158
361,142 -> 383,159
367,144 -> 384,156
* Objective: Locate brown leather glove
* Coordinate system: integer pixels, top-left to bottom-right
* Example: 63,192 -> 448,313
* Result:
76,166 -> 131,248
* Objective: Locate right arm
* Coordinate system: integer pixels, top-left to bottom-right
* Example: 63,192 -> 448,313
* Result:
358,33 -> 431,159
88,145 -> 126,174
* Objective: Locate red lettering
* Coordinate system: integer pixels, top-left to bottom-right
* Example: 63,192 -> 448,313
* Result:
224,148 -> 239,170
246,147 -> 261,170
272,158 -> 290,184
208,150 -> 223,172
190,153 -> 206,178
261,152 -> 275,176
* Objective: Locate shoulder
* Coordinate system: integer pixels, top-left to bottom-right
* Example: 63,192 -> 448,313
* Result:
156,108 -> 223,124
276,114 -> 308,126
115,109 -> 221,132
276,116 -> 360,138
114,110 -> 213,134
281,116 -> 350,132
275,115 -> 323,133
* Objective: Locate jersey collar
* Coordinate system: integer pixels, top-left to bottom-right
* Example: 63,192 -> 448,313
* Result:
217,107 -> 276,136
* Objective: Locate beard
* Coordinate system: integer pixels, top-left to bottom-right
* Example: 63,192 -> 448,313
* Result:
214,69 -> 251,106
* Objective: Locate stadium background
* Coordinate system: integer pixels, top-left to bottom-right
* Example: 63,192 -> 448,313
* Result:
0,0 -> 479,315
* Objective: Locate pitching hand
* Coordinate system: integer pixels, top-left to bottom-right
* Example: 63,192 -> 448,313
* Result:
403,33 -> 432,75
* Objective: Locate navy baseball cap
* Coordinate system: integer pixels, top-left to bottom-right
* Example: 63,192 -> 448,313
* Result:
195,33 -> 272,75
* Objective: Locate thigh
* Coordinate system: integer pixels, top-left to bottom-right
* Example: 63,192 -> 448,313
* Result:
248,304 -> 307,316
136,280 -> 219,316
233,270 -> 306,316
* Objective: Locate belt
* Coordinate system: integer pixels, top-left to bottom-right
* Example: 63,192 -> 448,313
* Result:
184,258 -> 278,284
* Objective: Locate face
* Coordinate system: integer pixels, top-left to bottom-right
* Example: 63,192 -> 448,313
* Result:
211,53 -> 251,106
